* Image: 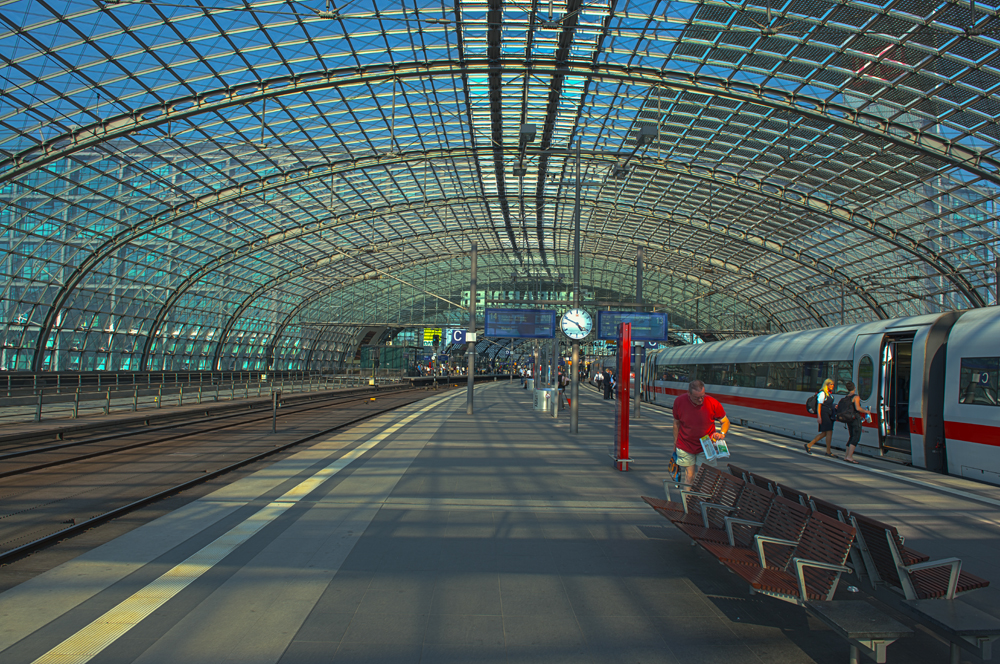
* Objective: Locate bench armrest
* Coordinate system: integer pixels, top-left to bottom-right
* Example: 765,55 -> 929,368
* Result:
900,557 -> 963,600
680,490 -> 712,514
793,558 -> 852,602
662,478 -> 693,502
724,517 -> 764,546
699,502 -> 737,528
754,535 -> 797,568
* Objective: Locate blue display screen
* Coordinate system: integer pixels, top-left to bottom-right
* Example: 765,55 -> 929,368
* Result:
597,311 -> 668,341
484,308 -> 556,338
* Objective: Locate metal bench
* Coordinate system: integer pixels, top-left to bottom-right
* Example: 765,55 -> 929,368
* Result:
851,513 -> 998,662
720,510 -> 856,605
676,481 -> 774,547
775,481 -> 809,507
726,462 -> 749,482
851,513 -> 984,599
661,468 -> 745,529
642,463 -> 722,516
747,470 -> 777,492
698,494 -> 811,570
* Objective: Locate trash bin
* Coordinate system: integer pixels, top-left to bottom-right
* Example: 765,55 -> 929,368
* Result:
533,387 -> 556,412
526,379 -> 534,390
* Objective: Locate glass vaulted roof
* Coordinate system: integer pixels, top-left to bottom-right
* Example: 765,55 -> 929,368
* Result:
1,0 -> 999,371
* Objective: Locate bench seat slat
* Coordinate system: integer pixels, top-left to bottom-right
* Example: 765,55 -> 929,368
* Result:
909,567 -> 990,600
724,561 -> 830,602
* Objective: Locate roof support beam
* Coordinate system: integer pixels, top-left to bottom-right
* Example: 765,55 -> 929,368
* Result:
5,61 -> 997,188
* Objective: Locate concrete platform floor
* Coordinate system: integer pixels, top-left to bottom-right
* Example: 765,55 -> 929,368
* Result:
0,380 -> 997,664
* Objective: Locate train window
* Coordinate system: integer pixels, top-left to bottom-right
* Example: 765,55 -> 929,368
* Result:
733,363 -> 754,387
858,355 -> 874,401
702,363 -> 732,386
799,362 -> 825,393
769,362 -> 798,391
833,362 -> 852,394
959,357 -> 999,407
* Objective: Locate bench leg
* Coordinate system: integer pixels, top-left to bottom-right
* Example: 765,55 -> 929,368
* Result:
951,642 -> 960,664
850,644 -> 860,664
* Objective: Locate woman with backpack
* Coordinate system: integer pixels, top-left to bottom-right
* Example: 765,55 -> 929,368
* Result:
804,378 -> 837,457
841,381 -> 872,464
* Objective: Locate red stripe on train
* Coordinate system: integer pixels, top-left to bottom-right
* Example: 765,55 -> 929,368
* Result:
652,386 -> 1000,445
944,421 -> 1000,446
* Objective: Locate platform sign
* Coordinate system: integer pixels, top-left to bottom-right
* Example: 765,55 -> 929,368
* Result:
423,328 -> 442,346
612,322 -> 632,471
484,308 -> 556,338
597,311 -> 667,342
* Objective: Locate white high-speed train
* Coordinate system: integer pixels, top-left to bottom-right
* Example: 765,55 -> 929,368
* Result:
641,307 -> 1000,486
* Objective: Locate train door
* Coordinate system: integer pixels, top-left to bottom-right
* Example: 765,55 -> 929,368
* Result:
880,334 -> 914,454
853,334 -> 882,452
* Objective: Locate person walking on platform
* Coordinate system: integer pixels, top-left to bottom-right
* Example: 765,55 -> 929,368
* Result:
805,378 -> 837,457
842,381 -> 872,464
558,371 -> 569,407
595,369 -> 604,392
603,369 -> 614,400
672,380 -> 730,484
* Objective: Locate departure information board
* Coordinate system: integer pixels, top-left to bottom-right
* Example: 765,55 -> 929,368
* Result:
597,311 -> 668,341
484,308 -> 556,338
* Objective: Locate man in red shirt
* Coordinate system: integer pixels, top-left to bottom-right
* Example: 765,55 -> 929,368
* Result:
673,380 -> 730,483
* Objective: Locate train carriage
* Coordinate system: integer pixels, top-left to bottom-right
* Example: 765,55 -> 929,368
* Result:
643,307 -> 1000,486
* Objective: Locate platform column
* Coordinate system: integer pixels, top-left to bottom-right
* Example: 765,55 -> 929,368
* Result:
467,241 -> 476,415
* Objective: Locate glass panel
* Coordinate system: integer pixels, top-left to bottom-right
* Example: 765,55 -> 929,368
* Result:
858,355 -> 874,401
769,362 -> 799,391
959,357 -> 1000,406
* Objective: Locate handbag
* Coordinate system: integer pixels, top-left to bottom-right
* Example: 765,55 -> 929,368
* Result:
667,450 -> 683,482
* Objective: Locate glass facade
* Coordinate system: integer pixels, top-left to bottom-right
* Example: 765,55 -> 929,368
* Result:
1,0 -> 999,373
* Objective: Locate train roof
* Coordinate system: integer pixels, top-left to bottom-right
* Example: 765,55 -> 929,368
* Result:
651,312 -> 956,363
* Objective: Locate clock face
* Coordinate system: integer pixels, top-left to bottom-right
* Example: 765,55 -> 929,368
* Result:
560,308 -> 593,340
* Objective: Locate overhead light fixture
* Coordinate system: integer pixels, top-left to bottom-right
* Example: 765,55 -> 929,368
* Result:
520,124 -> 536,143
513,166 -> 528,177
316,1 -> 342,19
635,125 -> 657,147
612,165 -> 629,178
425,17 -> 451,25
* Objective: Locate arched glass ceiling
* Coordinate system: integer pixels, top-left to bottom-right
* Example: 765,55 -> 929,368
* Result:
1,0 -> 999,372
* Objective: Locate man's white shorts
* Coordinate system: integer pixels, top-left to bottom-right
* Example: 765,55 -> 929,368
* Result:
675,448 -> 718,468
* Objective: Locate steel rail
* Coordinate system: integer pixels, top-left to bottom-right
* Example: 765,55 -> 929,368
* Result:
0,385 -> 407,463
0,387 -> 413,479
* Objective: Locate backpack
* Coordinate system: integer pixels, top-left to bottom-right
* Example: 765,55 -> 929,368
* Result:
835,395 -> 857,423
805,392 -> 819,415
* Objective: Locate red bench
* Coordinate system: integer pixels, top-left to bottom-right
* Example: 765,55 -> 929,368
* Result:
721,510 -> 856,604
851,513 -> 987,600
698,494 -> 811,570
676,481 -> 774,548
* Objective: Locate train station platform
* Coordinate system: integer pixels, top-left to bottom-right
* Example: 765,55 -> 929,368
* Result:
0,379 -> 998,664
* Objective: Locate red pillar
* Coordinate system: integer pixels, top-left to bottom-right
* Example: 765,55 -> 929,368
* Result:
613,323 -> 631,471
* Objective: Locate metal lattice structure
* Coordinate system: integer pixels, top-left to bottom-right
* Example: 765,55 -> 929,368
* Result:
1,0 -> 999,371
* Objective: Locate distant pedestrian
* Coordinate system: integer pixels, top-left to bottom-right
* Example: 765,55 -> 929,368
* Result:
672,380 -> 730,484
558,371 -> 569,406
595,370 -> 604,392
805,379 -> 837,457
603,369 -> 614,400
842,381 -> 872,464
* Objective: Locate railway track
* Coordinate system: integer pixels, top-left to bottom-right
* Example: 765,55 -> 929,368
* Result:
0,385 -> 457,566
0,387 -> 410,476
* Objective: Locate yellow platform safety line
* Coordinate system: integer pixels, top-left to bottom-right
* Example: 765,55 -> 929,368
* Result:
32,393 -> 461,664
